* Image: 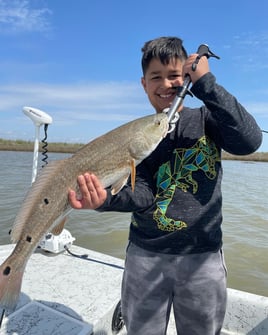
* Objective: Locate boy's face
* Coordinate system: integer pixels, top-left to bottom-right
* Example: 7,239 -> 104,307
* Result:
141,58 -> 184,113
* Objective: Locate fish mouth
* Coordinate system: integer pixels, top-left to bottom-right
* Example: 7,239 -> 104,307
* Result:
163,126 -> 169,138
162,116 -> 169,138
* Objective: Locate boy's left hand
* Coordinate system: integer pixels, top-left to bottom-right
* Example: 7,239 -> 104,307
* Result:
183,54 -> 210,84
68,173 -> 107,210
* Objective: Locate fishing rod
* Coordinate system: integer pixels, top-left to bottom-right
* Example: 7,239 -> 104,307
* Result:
165,44 -> 220,132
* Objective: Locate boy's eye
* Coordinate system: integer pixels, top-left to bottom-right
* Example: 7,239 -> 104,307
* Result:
150,73 -> 182,81
169,74 -> 181,79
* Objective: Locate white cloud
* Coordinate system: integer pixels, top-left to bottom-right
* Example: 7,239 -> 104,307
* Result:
0,80 -> 153,143
0,81 -> 150,123
0,82 -> 151,142
0,0 -> 52,34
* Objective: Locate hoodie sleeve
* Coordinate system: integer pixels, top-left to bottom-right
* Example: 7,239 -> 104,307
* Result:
191,72 -> 263,155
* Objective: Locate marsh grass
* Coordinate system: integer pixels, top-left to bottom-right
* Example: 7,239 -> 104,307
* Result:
0,138 -> 267,161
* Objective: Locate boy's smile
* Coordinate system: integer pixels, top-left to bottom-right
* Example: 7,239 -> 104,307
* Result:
141,58 -> 184,113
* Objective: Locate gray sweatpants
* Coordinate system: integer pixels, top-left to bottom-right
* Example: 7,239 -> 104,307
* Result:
121,243 -> 227,335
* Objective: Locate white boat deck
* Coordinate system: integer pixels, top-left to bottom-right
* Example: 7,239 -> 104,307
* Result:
0,244 -> 267,335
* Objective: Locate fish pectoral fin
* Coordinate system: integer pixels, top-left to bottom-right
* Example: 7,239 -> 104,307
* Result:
130,158 -> 136,192
51,217 -> 67,236
111,174 -> 130,195
110,159 -> 136,195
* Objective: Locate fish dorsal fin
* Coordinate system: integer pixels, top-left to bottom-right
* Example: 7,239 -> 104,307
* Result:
51,217 -> 67,236
11,159 -> 67,243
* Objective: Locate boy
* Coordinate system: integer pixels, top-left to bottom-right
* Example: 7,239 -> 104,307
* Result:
69,37 -> 262,335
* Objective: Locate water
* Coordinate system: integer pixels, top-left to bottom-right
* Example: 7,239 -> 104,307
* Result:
0,151 -> 267,296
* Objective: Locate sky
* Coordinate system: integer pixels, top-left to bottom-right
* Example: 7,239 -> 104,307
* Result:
0,0 -> 268,151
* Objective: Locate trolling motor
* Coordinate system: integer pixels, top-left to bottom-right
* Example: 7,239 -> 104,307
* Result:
165,44 -> 220,132
23,107 -> 53,184
23,106 -> 75,253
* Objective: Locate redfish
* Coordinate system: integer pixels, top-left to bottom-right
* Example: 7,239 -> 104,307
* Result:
0,113 -> 168,310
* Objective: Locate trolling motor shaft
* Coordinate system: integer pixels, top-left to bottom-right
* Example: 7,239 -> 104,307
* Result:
166,44 -> 220,132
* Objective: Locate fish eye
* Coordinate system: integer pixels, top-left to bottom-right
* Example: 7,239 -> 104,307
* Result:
3,266 -> 11,276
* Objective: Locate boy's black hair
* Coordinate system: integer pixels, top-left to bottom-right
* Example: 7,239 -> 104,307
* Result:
141,36 -> 188,75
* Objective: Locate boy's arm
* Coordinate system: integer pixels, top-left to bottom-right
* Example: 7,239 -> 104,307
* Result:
191,72 -> 263,155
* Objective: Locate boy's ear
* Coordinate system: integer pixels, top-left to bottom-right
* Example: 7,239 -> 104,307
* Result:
141,77 -> 147,92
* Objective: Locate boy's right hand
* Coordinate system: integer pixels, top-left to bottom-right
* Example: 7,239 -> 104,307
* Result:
68,173 -> 107,210
183,54 -> 210,84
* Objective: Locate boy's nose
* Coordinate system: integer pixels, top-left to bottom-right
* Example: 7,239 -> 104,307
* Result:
161,78 -> 173,88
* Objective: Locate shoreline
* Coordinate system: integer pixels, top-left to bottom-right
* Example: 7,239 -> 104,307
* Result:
0,139 -> 267,162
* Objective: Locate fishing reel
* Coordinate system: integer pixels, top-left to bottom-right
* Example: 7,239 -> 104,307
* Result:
191,44 -> 220,71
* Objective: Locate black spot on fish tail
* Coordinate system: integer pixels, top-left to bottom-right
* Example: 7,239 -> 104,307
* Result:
3,266 -> 11,276
8,229 -> 12,235
26,236 -> 32,243
44,198 -> 49,205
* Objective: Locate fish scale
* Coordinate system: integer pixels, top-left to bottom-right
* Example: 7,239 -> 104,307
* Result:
0,112 -> 168,311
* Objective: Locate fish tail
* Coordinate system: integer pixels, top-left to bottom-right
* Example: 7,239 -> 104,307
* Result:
0,256 -> 25,311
